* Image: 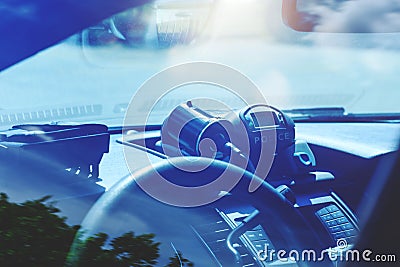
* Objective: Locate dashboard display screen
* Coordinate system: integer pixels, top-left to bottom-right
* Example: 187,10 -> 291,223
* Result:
250,111 -> 278,128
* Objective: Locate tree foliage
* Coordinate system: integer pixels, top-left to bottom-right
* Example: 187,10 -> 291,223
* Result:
0,193 -> 194,267
166,251 -> 194,267
71,231 -> 160,267
0,193 -> 79,266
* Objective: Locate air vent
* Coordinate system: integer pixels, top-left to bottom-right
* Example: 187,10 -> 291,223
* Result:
0,104 -> 102,126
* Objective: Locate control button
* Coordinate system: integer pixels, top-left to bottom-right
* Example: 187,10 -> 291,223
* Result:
240,253 -> 256,265
330,226 -> 342,233
332,211 -> 344,219
326,205 -> 339,213
253,225 -> 263,231
326,220 -> 337,227
334,232 -> 346,239
344,229 -> 357,237
251,240 -> 269,251
245,230 -> 267,242
317,208 -> 329,216
336,217 -> 349,225
322,214 -> 334,221
340,223 -> 354,231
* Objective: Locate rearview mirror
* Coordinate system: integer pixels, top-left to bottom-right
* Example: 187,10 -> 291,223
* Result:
81,0 -> 214,49
282,0 -> 400,33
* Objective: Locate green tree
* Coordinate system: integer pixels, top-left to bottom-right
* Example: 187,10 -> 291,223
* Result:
72,231 -> 160,267
165,251 -> 194,267
0,193 -> 79,267
0,193 -> 193,267
110,232 -> 160,267
70,232 -> 116,267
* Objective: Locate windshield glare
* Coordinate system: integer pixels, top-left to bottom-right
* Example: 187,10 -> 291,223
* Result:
1,0 -> 399,129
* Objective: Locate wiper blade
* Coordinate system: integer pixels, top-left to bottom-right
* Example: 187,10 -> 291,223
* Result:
108,125 -> 161,135
284,107 -> 400,123
284,107 -> 345,117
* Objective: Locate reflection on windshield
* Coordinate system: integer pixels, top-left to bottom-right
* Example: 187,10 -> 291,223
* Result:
0,0 -> 400,130
0,193 -> 195,266
81,0 -> 214,49
297,0 -> 400,33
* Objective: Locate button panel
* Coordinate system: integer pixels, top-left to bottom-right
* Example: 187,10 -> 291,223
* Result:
242,225 -> 275,264
316,204 -> 358,244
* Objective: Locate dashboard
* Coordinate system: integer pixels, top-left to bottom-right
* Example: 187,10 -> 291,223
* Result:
0,111 -> 398,266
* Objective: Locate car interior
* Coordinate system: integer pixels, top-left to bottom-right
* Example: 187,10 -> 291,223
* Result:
0,0 -> 399,266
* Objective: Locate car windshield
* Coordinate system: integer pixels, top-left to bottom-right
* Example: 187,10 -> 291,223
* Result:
1,0 -> 400,130
1,1 -> 400,266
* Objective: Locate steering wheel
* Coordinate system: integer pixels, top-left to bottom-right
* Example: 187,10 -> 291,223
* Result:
77,157 -> 332,266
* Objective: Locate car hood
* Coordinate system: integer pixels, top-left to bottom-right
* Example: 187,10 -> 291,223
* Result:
0,0 -> 150,71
